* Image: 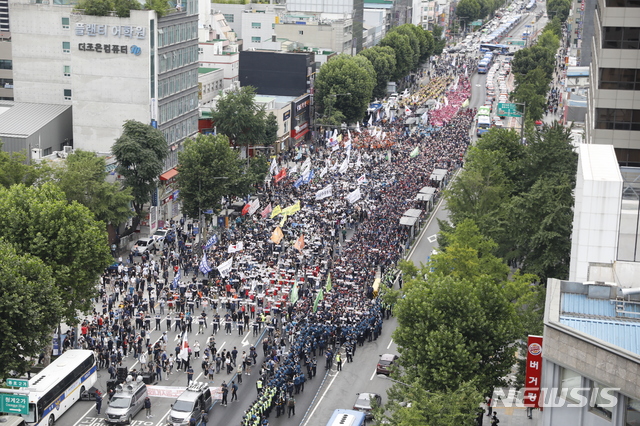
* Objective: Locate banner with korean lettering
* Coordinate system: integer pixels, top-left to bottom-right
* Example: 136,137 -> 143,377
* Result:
524,335 -> 543,408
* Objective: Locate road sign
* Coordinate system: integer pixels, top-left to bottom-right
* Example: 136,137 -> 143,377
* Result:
0,394 -> 29,415
5,379 -> 28,388
471,20 -> 483,26
497,103 -> 522,117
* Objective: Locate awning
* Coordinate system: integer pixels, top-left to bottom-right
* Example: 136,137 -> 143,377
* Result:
415,193 -> 433,201
420,186 -> 436,195
399,216 -> 418,226
404,209 -> 423,218
159,168 -> 178,181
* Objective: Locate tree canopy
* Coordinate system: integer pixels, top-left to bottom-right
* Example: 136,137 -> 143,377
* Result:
55,150 -> 133,226
112,120 -> 168,217
0,144 -> 52,189
357,46 -> 397,99
0,240 -> 63,378
210,86 -> 278,150
177,134 -> 267,218
379,32 -> 414,81
314,54 -> 376,123
0,183 -> 111,323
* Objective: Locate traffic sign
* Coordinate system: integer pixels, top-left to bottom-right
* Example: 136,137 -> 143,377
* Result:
5,379 -> 29,388
471,20 -> 483,26
0,394 -> 29,415
497,103 -> 522,117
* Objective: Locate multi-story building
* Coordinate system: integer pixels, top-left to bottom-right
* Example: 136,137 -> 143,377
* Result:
0,37 -> 12,100
9,0 -> 199,170
585,0 -> 640,166
275,14 -> 353,54
197,10 -> 240,88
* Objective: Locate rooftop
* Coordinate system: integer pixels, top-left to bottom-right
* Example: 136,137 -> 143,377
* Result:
0,102 -> 71,138
198,67 -> 221,73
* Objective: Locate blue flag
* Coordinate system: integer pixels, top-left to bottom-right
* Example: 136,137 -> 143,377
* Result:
303,168 -> 314,184
199,255 -> 212,274
293,176 -> 304,188
173,269 -> 181,288
204,234 -> 218,250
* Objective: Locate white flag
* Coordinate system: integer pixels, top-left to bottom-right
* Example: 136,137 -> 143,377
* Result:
302,157 -> 311,172
346,187 -> 361,204
339,157 -> 349,174
248,198 -> 261,216
357,174 -> 367,185
355,153 -> 362,169
320,165 -> 328,178
218,257 -> 233,277
315,184 -> 333,200
179,333 -> 189,361
290,164 -> 298,175
228,242 -> 244,253
356,122 -> 361,133
270,158 -> 278,175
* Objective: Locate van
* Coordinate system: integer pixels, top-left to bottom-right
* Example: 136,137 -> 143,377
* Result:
105,378 -> 148,424
0,415 -> 27,426
168,382 -> 213,426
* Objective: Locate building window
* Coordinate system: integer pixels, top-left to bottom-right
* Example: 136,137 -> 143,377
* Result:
626,397 -> 640,425
64,89 -> 72,100
43,147 -> 52,156
252,22 -> 261,29
0,59 -> 11,70
596,108 -> 640,130
589,382 -> 614,420
298,30 -> 304,35
0,78 -> 13,89
251,36 -> 261,43
64,65 -> 71,77
62,17 -> 70,29
558,367 -> 581,402
599,68 -> 640,90
272,23 -> 275,29
223,14 -> 234,23
606,0 -> 640,6
602,27 -> 640,49
62,41 -> 70,53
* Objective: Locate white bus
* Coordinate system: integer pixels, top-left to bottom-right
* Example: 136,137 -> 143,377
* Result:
21,350 -> 97,426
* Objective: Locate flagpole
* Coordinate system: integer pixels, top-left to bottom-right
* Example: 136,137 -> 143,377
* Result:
198,176 -> 229,256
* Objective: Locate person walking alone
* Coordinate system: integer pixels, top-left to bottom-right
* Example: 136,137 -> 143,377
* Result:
95,391 -> 103,415
230,381 -> 238,402
287,396 -> 296,418
144,396 -> 152,418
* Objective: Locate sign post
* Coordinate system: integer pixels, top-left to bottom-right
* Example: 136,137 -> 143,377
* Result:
5,379 -> 29,388
0,394 -> 29,415
497,103 -> 522,117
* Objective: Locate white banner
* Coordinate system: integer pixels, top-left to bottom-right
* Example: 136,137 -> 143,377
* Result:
339,157 -> 349,174
218,257 -> 233,277
315,184 -> 333,200
357,174 -> 367,185
346,187 -> 361,204
248,198 -> 260,216
228,242 -> 244,253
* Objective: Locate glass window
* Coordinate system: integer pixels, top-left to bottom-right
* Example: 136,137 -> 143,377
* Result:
223,14 -> 234,23
626,397 -> 640,426
252,22 -> 261,29
590,382 -> 613,420
62,41 -> 70,53
605,0 -> 640,7
64,89 -> 72,100
251,36 -> 261,43
559,367 -> 581,401
0,59 -> 11,70
62,17 -> 69,29
64,65 -> 71,76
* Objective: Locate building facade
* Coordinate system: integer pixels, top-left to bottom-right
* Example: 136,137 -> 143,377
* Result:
586,0 -> 640,166
275,15 -> 353,54
9,0 -> 199,168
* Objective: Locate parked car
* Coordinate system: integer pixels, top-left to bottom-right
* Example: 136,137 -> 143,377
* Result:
132,238 -> 154,256
376,354 -> 399,375
105,379 -> 148,424
168,382 -> 213,426
353,393 -> 382,419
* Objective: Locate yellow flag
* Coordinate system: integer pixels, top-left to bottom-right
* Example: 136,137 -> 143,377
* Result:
283,201 -> 301,216
270,226 -> 284,244
279,214 -> 288,227
270,205 -> 282,219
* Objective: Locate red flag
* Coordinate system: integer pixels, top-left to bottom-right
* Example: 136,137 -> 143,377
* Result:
261,203 -> 273,219
241,203 -> 251,215
275,168 -> 287,183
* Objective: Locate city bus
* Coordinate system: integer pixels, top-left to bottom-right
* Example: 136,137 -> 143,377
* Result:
20,350 -> 97,426
479,44 -> 509,54
478,60 -> 491,74
476,115 -> 492,136
525,0 -> 537,11
326,409 -> 366,426
477,105 -> 491,118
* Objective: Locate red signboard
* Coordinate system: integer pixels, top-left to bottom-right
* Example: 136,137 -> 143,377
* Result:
524,335 -> 543,408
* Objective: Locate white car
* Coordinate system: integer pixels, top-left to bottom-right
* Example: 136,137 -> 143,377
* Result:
132,238 -> 155,256
152,228 -> 170,243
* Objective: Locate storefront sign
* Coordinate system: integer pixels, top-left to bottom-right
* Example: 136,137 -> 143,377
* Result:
524,335 -> 543,408
296,98 -> 310,112
75,23 -> 146,39
283,110 -> 291,121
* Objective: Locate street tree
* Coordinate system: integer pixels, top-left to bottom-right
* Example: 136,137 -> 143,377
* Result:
431,25 -> 447,56
456,0 -> 481,21
314,54 -> 376,123
390,25 -> 421,70
112,120 -> 168,218
380,32 -> 414,81
358,46 -> 397,99
376,380 -> 483,426
177,134 -> 263,218
55,149 -> 133,226
0,143 -> 52,188
0,183 -> 111,323
210,86 -> 276,151
0,240 -> 63,378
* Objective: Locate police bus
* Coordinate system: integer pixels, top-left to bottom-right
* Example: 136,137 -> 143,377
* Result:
20,350 -> 98,426
326,409 -> 366,426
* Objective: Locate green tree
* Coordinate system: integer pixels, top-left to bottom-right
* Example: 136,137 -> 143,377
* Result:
0,183 -> 111,322
263,112 -> 279,146
0,240 -> 63,378
377,381 -> 483,426
391,24 -> 421,70
380,32 -> 414,81
144,0 -> 170,16
431,25 -> 447,56
55,150 -> 133,226
177,134 -> 262,218
547,0 -> 571,22
358,46 -> 397,99
112,120 -> 168,218
456,0 -> 481,21
314,54 -> 376,123
113,0 -> 141,17
75,0 -> 112,15
211,86 -> 274,150
0,144 -> 52,188
510,82 -> 547,121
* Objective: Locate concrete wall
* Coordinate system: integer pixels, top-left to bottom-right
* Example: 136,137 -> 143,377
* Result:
275,20 -> 352,54
569,144 -> 623,282
241,9 -> 277,48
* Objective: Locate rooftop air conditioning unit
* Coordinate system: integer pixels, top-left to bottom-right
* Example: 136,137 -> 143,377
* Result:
63,145 -> 73,154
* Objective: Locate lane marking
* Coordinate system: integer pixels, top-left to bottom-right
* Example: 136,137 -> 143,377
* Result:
427,234 -> 438,243
387,339 -> 394,350
302,370 -> 341,426
72,405 -> 97,426
370,369 -> 377,381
